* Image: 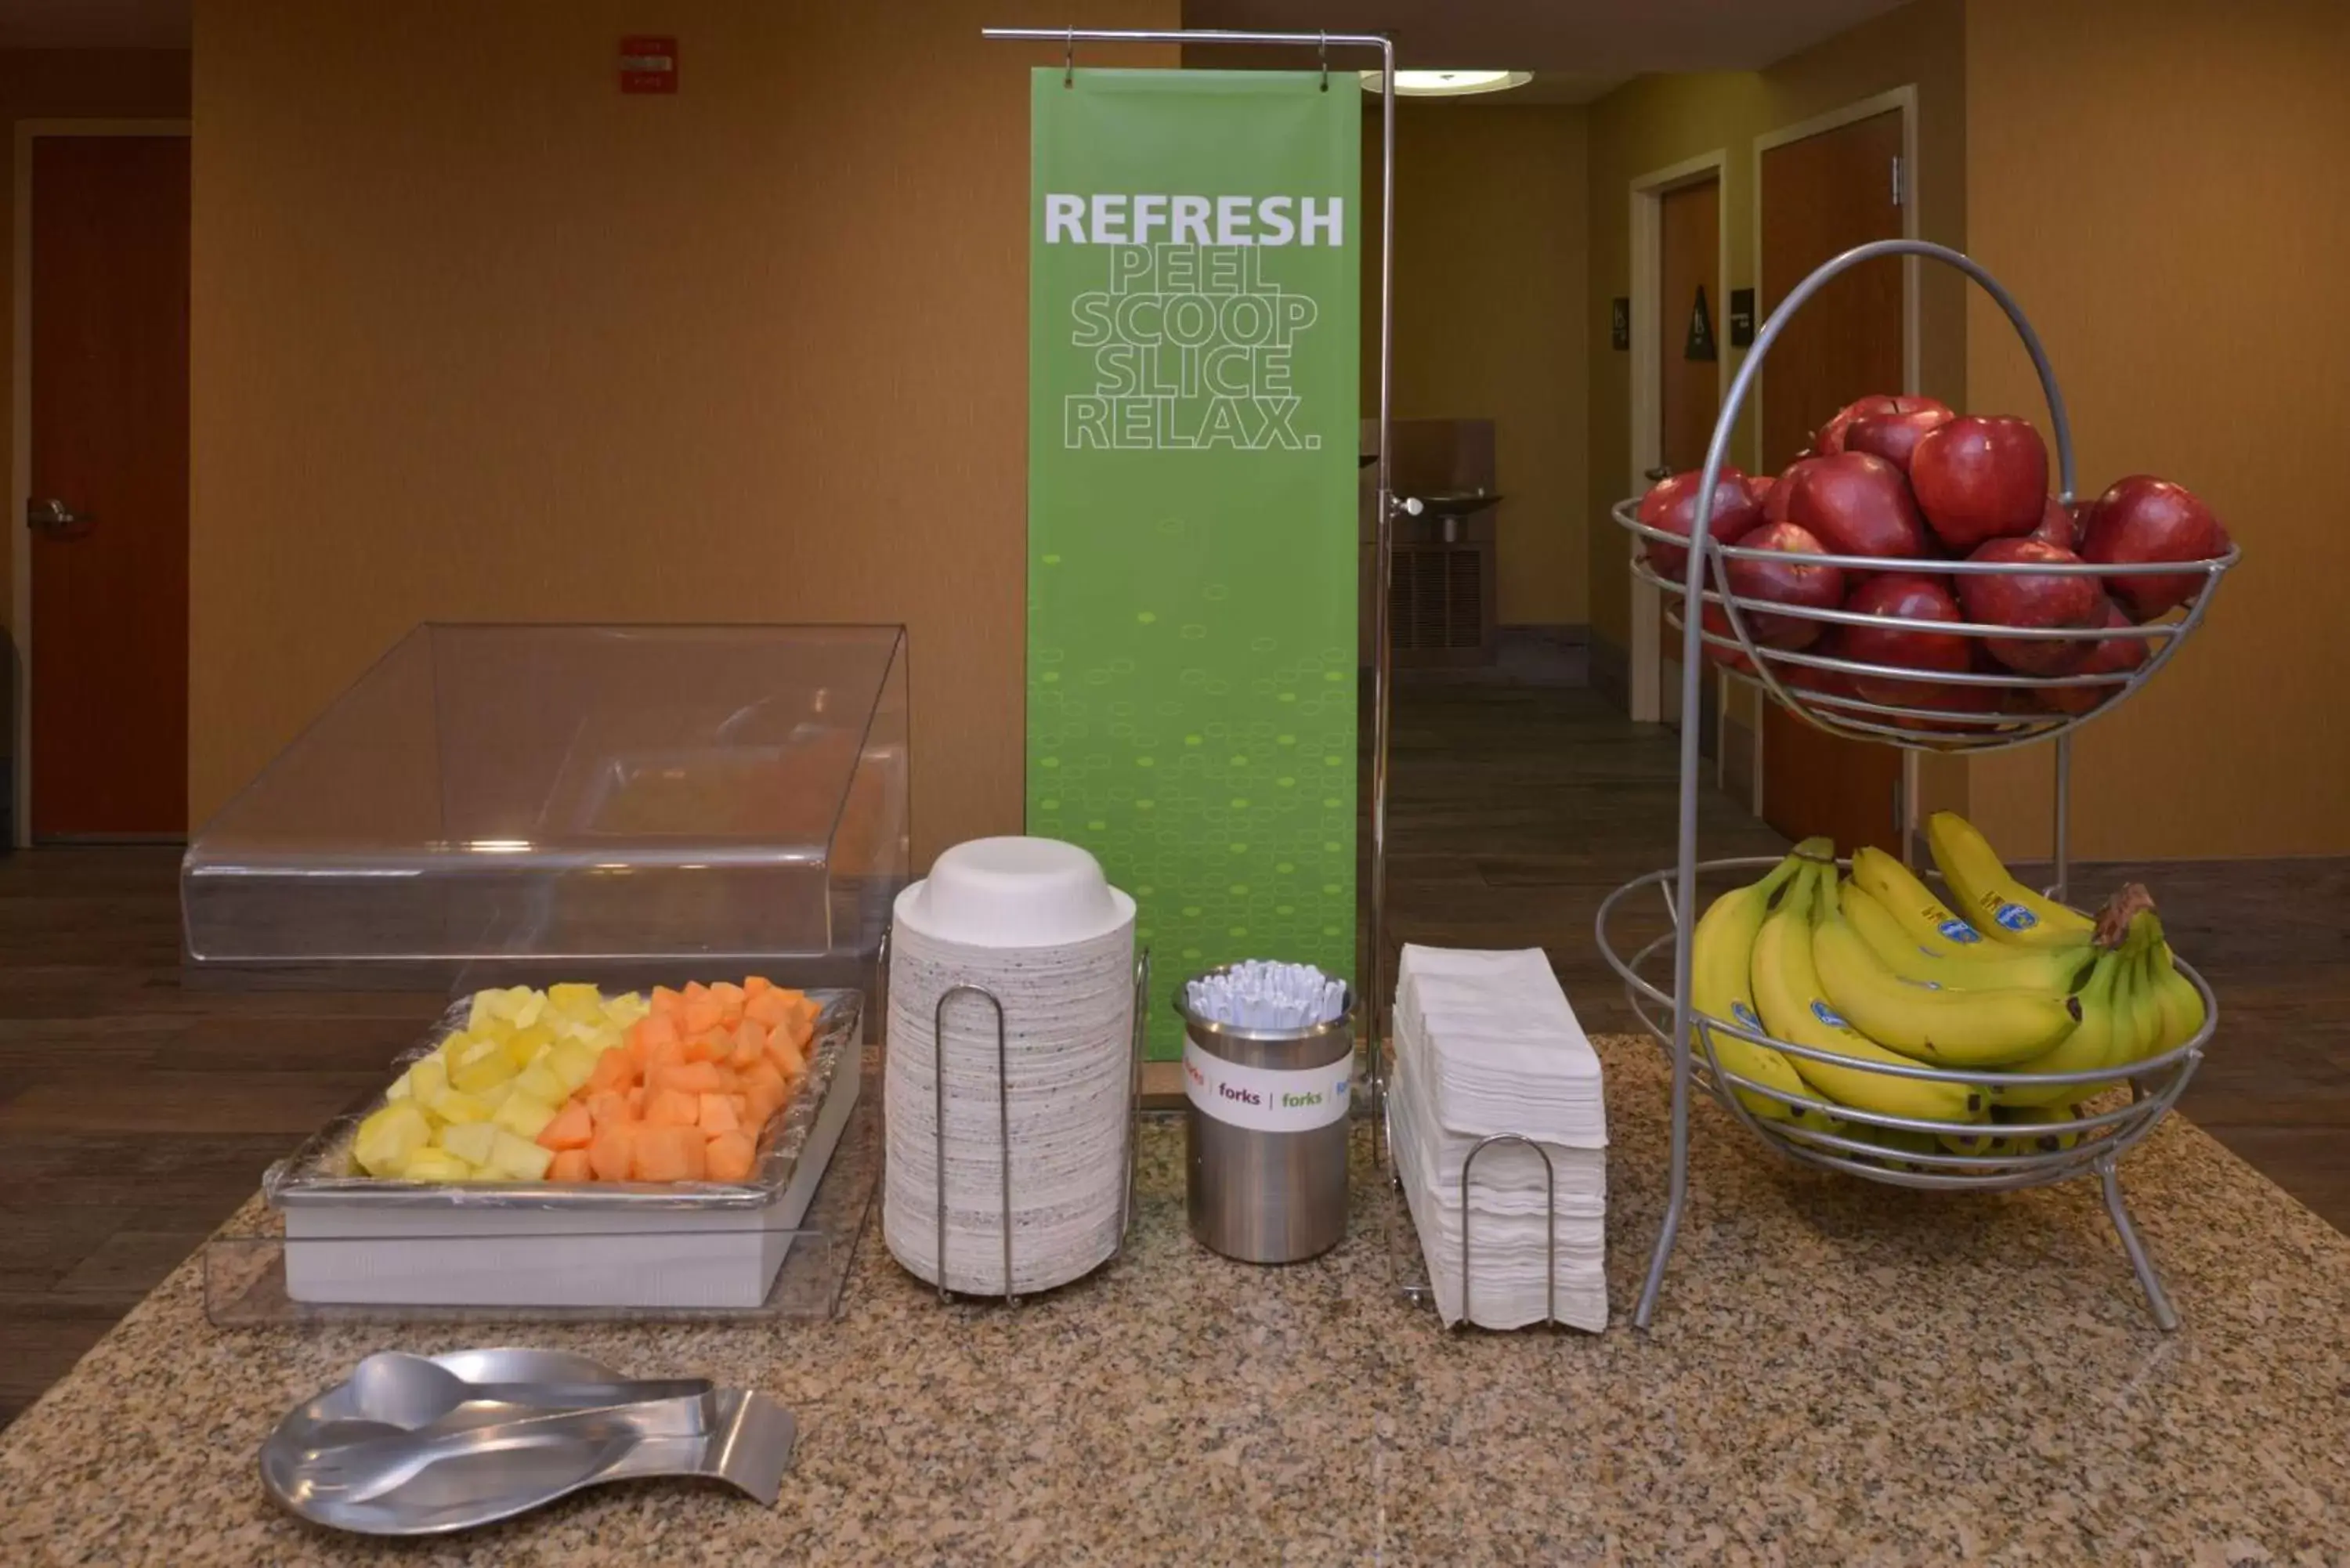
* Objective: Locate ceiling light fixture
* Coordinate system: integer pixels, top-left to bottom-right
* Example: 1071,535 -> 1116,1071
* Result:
1359,69 -> 1533,99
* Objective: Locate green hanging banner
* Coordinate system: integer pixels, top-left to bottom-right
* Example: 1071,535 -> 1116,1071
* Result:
1027,68 -> 1361,1057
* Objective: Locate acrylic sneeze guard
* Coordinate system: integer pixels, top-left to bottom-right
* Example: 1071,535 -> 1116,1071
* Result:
182,623 -> 910,1003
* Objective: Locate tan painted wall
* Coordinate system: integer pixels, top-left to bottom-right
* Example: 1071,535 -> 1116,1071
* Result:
0,49 -> 189,650
1961,0 -> 2350,859
1365,102 -> 1589,627
189,2 -> 1174,866
1583,0 -> 1967,655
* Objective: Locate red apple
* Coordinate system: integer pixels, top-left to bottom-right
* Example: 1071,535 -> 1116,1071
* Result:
1812,394 -> 1948,457
1956,538 -> 2106,676
1910,416 -> 2050,552
2023,496 -> 2083,551
2081,475 -> 2227,618
1745,473 -> 1779,522
1834,573 -> 1972,709
1639,467 -> 1763,580
1844,404 -> 1956,474
2036,598 -> 2152,715
1720,522 -> 1845,650
1781,452 -> 1930,562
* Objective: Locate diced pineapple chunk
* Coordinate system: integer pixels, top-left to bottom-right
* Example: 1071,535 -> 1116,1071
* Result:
504,1023 -> 555,1071
547,1042 -> 603,1095
604,992 -> 650,1026
401,1147 -> 475,1183
506,987 -> 546,1028
452,1041 -> 519,1094
405,1055 -> 450,1106
492,1092 -> 559,1141
548,982 -> 604,1022
436,1120 -> 501,1168
489,1129 -> 555,1180
466,990 -> 498,1032
384,1075 -> 410,1102
512,1062 -> 567,1105
478,1078 -> 517,1109
353,1101 -> 435,1176
431,1086 -> 494,1125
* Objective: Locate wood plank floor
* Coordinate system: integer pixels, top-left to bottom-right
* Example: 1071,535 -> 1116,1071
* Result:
0,674 -> 2341,1428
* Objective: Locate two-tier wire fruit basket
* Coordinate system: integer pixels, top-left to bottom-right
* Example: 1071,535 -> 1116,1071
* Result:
1596,240 -> 2237,1331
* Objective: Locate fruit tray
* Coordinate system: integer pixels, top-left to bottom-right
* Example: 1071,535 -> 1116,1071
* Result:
261,990 -> 862,1310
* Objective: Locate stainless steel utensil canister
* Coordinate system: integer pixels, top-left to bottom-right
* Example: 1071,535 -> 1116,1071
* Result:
1177,973 -> 1357,1263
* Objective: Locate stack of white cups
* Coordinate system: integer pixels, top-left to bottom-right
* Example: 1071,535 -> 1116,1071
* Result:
884,837 -> 1137,1298
1390,945 -> 1607,1331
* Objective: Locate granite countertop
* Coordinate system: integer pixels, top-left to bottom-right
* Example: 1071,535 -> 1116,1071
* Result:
3,1034 -> 2346,1565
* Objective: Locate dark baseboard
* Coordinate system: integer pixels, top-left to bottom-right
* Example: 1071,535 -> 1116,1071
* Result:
1589,636 -> 1629,710
1493,623 -> 1588,686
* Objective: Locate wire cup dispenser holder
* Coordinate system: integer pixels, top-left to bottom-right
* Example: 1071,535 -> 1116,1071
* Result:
926,951 -> 1151,1306
1597,240 -> 2238,1331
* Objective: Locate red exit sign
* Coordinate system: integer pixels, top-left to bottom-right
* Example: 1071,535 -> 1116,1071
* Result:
620,35 -> 678,94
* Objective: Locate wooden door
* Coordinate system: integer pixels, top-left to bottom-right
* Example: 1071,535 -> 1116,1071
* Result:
1655,178 -> 1719,724
27,136 -> 190,840
1757,111 -> 1904,855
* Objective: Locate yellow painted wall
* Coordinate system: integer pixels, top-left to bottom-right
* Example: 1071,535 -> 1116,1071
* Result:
188,2 -> 1174,866
1365,101 -> 1590,627
1961,0 -> 2350,858
1583,0 -> 1967,654
0,49 -> 189,651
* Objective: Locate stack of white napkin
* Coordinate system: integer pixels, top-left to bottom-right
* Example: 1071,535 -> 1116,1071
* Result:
1391,945 -> 1607,1331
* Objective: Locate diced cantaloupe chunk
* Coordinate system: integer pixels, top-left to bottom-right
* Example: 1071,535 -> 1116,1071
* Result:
645,1087 -> 700,1128
743,974 -> 773,998
632,1125 -> 707,1183
649,985 -> 685,1020
548,1148 -> 593,1183
588,1048 -> 634,1095
705,1131 -> 757,1183
537,1100 -> 594,1151
586,1089 -> 633,1128
699,1093 -> 740,1137
627,1014 -> 678,1061
682,995 -> 724,1037
660,1060 -> 725,1097
493,1092 -> 560,1141
743,990 -> 793,1030
728,1020 -> 768,1069
678,1031 -> 722,1065
589,1121 -> 637,1181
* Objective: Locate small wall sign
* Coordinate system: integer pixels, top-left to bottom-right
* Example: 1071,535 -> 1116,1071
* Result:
1729,287 -> 1756,348
1610,297 -> 1630,351
620,35 -> 678,94
1683,285 -> 1716,362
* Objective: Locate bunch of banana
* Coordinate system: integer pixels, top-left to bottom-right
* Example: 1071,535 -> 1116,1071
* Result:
1750,859 -> 1984,1125
1813,887 -> 2083,1069
1925,811 -> 2096,952
1687,838 -> 1840,1131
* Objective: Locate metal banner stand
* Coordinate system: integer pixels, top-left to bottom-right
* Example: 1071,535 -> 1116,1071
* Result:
980,25 -> 1415,1162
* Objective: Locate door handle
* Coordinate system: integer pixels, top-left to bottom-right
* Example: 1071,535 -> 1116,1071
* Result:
26,497 -> 90,533
1644,465 -> 1672,483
